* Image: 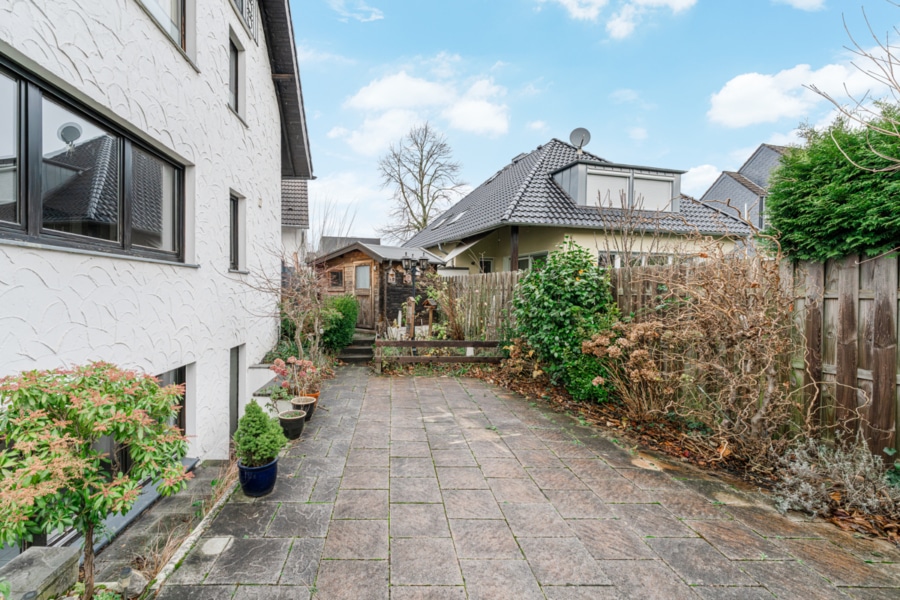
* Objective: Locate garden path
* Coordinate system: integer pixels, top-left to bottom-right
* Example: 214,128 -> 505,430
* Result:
158,366 -> 900,599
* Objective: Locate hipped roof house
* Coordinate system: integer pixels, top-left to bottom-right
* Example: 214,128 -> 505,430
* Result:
404,138 -> 748,272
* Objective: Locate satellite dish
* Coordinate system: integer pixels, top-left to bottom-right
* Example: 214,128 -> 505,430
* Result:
569,127 -> 591,150
57,122 -> 83,145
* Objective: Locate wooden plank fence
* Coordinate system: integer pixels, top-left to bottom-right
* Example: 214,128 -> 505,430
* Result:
441,259 -> 900,454
441,271 -> 523,340
791,255 -> 900,455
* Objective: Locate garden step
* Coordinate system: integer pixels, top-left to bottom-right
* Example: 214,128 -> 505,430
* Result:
340,353 -> 373,364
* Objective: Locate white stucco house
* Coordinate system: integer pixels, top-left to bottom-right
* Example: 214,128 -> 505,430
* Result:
0,0 -> 313,470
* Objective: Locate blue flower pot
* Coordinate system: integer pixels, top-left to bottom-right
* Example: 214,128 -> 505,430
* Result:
238,458 -> 278,497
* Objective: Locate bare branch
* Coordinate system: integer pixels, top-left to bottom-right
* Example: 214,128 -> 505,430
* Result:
377,122 -> 465,243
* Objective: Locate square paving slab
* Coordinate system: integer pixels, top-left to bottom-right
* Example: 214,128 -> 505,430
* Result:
158,368 -> 893,600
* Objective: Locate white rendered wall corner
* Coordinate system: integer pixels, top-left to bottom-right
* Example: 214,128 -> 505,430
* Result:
0,0 -> 287,460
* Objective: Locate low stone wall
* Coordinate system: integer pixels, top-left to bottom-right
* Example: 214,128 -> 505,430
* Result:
0,546 -> 79,600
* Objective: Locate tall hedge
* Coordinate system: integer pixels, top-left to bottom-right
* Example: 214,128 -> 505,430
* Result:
765,108 -> 900,261
322,295 -> 358,352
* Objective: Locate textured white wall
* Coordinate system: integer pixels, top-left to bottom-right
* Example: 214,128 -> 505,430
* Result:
0,0 -> 287,459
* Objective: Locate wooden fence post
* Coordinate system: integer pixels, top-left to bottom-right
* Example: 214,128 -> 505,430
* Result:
803,261 -> 825,427
835,254 -> 859,436
869,255 -> 898,457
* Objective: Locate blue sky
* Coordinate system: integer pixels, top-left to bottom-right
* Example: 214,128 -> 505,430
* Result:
293,0 -> 898,242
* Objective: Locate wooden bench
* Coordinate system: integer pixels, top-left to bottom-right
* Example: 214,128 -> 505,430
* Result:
373,340 -> 502,373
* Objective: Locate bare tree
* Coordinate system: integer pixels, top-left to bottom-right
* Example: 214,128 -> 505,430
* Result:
307,195 -> 359,258
377,122 -> 464,243
808,2 -> 900,171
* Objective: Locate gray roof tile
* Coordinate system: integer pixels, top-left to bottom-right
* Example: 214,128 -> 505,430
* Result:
282,178 -> 309,228
404,138 -> 748,248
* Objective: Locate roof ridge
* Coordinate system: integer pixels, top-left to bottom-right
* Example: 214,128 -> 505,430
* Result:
725,171 -> 766,196
500,142 -> 556,222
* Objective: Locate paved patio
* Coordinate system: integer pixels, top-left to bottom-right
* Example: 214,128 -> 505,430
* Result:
158,366 -> 900,599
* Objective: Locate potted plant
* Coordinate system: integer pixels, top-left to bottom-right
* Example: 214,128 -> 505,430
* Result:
234,400 -> 287,497
278,408 -> 307,440
266,385 -> 309,435
270,357 -> 322,398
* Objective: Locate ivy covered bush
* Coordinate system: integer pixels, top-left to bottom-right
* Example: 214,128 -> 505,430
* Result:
765,106 -> 900,261
512,238 -> 617,402
322,295 -> 359,352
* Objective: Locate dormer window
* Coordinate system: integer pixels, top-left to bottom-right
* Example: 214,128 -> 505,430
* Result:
554,161 -> 682,212
586,169 -> 675,211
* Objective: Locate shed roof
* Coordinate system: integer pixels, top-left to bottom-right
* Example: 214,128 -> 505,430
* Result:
314,242 -> 444,265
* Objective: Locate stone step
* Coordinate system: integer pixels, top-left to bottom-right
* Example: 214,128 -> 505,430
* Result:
340,354 -> 372,364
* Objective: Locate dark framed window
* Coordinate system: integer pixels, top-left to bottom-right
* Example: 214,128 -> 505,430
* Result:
479,258 -> 493,273
229,194 -> 240,270
330,270 -> 343,287
0,59 -> 184,261
229,39 -> 240,112
157,365 -> 187,433
141,0 -> 186,49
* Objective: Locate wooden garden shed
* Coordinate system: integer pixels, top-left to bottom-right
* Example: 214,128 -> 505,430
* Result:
313,242 -> 443,331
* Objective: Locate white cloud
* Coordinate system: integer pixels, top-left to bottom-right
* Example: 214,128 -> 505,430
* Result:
540,0 -> 695,39
528,120 -> 549,131
606,4 -> 639,39
308,173 -> 387,239
296,45 -> 354,66
628,126 -> 648,141
326,126 -> 350,139
774,0 -> 825,10
682,164 -> 721,197
346,109 -> 423,156
539,0 -> 610,21
345,72 -> 453,111
708,58 -> 887,128
327,0 -> 384,22
338,60 -> 511,154
442,79 -> 509,136
424,52 -> 462,79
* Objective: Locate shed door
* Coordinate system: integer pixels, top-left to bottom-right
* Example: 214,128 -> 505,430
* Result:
355,263 -> 374,328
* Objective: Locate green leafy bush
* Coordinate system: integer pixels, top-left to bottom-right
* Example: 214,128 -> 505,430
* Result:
322,295 -> 358,352
0,362 -> 189,600
233,400 -> 286,467
512,238 -> 616,401
263,338 -> 300,363
766,106 -> 900,261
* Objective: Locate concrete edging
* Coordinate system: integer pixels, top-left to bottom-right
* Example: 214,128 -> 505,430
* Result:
143,478 -> 239,597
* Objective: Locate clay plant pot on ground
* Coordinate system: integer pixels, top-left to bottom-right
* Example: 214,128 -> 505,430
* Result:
278,409 -> 307,440
234,400 -> 287,497
291,396 -> 317,421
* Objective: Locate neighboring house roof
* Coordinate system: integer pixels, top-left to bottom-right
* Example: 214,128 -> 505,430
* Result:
314,242 -> 443,265
404,138 -> 748,248
282,178 -> 308,229
724,171 -> 766,196
259,0 -> 313,179
319,236 -> 382,255
42,136 -> 169,237
700,143 -> 790,225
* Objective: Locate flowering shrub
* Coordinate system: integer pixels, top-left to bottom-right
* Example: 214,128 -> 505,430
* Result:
270,357 -> 322,396
0,362 -> 190,600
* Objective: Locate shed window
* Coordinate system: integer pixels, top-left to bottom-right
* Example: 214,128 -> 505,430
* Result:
355,265 -> 370,289
330,270 -> 344,287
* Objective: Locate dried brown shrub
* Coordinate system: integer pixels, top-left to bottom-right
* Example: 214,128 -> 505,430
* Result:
584,234 -> 811,469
